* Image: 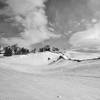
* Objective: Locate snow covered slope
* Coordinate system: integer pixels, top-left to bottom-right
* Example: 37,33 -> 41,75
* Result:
0,52 -> 100,100
0,51 -> 65,73
64,50 -> 100,60
0,51 -> 61,65
1,51 -> 100,74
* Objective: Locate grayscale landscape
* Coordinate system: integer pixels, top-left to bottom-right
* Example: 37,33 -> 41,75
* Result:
0,0 -> 100,100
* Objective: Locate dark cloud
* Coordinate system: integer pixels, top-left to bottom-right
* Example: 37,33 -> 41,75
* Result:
0,0 -> 8,9
0,15 -> 10,23
46,0 -> 95,34
0,22 -> 24,38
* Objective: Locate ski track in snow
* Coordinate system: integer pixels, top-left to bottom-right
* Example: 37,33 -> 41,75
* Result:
0,53 -> 100,100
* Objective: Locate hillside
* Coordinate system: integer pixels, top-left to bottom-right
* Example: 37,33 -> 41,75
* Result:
0,51 -> 100,100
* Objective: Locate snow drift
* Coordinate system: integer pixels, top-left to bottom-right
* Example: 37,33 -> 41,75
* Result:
0,51 -> 64,73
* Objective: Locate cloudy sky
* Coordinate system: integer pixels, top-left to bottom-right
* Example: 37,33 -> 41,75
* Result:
0,0 -> 100,50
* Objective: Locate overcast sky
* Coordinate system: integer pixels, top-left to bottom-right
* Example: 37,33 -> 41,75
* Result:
0,0 -> 100,50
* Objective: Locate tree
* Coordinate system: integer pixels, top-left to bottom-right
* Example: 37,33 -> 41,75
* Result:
39,48 -> 44,52
43,45 -> 50,51
31,48 -> 36,53
39,45 -> 51,52
20,48 -> 29,55
0,45 -> 3,54
4,47 -> 13,56
10,44 -> 30,55
11,44 -> 18,55
52,47 -> 59,52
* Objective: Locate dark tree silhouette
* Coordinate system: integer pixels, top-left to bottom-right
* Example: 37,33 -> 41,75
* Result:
43,45 -> 50,51
4,47 -> 13,56
39,48 -> 44,52
21,48 -> 29,54
3,44 -> 30,56
39,45 -> 51,52
52,47 -> 59,52
11,44 -> 18,55
31,48 -> 36,53
0,45 -> 2,54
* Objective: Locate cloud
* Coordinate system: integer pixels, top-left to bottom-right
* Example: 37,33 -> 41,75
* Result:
0,0 -> 60,48
88,0 -> 100,17
0,0 -> 8,9
68,0 -> 100,50
69,22 -> 100,49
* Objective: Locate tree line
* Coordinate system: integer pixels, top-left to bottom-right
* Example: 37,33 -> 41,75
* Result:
0,44 -> 60,57
3,44 -> 30,56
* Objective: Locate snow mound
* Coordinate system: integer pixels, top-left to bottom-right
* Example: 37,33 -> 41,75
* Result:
0,51 -> 65,73
0,51 -> 62,66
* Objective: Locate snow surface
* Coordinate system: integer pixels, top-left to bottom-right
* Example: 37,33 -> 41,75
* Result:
65,50 -> 100,60
0,52 -> 61,65
0,52 -> 63,73
0,51 -> 100,100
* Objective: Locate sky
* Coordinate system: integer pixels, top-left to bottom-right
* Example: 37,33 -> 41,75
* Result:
0,0 -> 100,50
